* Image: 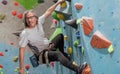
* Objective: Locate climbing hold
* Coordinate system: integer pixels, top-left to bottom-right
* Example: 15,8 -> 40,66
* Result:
50,62 -> 54,67
17,13 -> 23,19
13,56 -> 18,62
12,10 -> 17,16
72,61 -> 78,66
67,47 -> 72,54
12,31 -> 21,37
25,64 -> 30,70
73,40 -> 79,47
74,3 -> 83,10
51,11 -> 60,20
78,44 -> 82,49
14,67 -> 19,72
50,19 -> 57,29
0,64 -> 3,68
0,14 -> 6,20
81,17 -> 94,35
82,64 -> 91,74
108,45 -> 114,53
2,0 -> 7,5
0,72 -> 4,74
54,1 -> 71,20
60,1 -> 67,8
14,1 -> 19,6
10,42 -> 14,45
76,31 -> 80,39
0,52 -> 4,56
65,19 -> 78,29
57,13 -> 65,20
90,31 -> 111,49
76,18 -> 82,24
64,35 -> 68,40
5,49 -> 8,52
26,71 -> 30,74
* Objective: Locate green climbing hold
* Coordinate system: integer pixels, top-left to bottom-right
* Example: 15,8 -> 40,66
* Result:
108,45 -> 114,53
51,11 -> 60,21
73,40 -> 79,47
17,0 -> 43,10
13,56 -> 18,62
0,72 -> 4,74
76,18 -> 81,24
49,27 -> 62,41
82,46 -> 84,54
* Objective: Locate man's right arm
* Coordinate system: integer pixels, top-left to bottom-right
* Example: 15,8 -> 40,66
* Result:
19,47 -> 25,74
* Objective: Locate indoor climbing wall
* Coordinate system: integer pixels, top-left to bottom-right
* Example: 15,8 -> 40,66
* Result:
52,0 -> 120,74
0,0 -> 55,74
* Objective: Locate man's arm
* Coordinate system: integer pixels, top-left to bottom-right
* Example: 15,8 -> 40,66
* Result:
19,47 -> 25,74
44,0 -> 65,18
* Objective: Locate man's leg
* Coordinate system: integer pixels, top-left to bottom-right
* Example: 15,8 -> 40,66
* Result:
48,51 -> 78,72
50,34 -> 70,60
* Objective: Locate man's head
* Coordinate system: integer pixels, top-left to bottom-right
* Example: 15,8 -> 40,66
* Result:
23,10 -> 38,28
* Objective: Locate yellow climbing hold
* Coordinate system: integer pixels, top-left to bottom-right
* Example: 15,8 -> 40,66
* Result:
64,35 -> 68,40
108,44 -> 114,53
72,61 -> 78,66
57,13 -> 65,20
67,47 -> 72,54
60,1 -> 67,8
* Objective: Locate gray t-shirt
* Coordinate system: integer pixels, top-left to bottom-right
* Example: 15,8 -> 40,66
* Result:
19,14 -> 49,52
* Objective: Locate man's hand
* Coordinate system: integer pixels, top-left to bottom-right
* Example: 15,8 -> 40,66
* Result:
19,69 -> 24,74
57,0 -> 65,4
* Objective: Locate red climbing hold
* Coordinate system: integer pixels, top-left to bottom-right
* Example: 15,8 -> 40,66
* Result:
52,19 -> 57,24
0,64 -> 3,68
14,1 -> 19,6
81,17 -> 94,35
12,10 -> 17,16
10,42 -> 14,45
25,64 -> 30,70
74,3 -> 83,10
0,52 -> 4,56
90,31 -> 111,49
50,62 -> 54,67
17,13 -> 23,19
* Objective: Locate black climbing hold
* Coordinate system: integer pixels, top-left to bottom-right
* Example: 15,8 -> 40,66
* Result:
65,19 -> 78,29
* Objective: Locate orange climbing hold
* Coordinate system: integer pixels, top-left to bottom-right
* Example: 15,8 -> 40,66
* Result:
74,3 -> 83,10
82,64 -> 91,74
90,31 -> 111,49
81,17 -> 94,35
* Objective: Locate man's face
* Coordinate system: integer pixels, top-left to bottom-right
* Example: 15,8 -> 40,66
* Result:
26,12 -> 37,28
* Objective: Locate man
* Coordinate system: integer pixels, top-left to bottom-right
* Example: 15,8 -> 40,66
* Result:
19,0 -> 90,74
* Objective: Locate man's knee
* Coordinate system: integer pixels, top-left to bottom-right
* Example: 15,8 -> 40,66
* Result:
57,33 -> 63,38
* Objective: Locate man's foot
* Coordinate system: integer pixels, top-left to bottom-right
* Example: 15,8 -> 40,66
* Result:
76,62 -> 88,74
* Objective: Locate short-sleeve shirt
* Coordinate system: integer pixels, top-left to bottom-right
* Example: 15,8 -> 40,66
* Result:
19,14 -> 50,52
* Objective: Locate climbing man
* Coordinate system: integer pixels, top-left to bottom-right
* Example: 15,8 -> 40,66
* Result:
19,0 -> 91,74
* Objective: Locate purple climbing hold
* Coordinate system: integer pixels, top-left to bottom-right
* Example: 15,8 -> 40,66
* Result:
2,0 -> 8,5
